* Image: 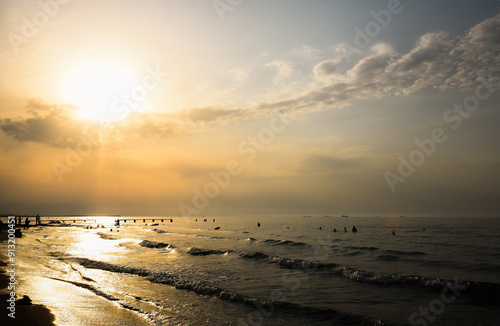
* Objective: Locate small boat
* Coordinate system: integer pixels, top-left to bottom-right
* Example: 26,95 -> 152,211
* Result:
214,227 -> 220,230
342,215 -> 348,217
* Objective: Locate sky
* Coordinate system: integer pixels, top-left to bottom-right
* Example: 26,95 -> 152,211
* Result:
0,0 -> 499,217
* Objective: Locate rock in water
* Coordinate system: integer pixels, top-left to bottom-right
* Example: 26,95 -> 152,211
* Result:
16,295 -> 32,305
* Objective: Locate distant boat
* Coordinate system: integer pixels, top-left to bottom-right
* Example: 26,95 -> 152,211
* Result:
342,215 -> 348,217
303,215 -> 311,218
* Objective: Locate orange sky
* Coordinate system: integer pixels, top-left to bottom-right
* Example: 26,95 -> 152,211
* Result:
1,1 -> 500,217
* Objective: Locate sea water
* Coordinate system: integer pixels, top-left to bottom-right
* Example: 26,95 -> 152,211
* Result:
2,216 -> 499,325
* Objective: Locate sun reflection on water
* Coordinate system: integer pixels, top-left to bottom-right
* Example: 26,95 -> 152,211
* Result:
69,231 -> 124,260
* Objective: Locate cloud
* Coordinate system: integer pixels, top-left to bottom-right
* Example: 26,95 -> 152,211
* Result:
348,47 -> 395,88
111,112 -> 182,144
378,32 -> 456,95
264,61 -> 293,85
254,13 -> 500,116
179,106 -> 245,123
0,102 -> 184,148
444,13 -> 500,89
0,103 -> 82,147
2,14 -> 499,148
313,59 -> 339,76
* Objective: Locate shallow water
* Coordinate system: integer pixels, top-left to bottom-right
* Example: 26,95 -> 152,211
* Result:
2,216 -> 499,325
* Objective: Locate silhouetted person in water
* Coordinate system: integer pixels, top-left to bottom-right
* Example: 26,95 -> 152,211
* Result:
24,217 -> 30,229
319,226 -> 322,230
344,227 -> 347,233
36,214 -> 40,225
333,228 -> 337,232
352,226 -> 357,233
257,222 -> 260,227
392,230 -> 396,235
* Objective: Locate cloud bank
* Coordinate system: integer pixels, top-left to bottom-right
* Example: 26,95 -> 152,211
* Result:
1,14 -> 499,148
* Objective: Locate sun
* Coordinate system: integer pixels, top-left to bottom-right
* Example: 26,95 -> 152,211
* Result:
61,62 -> 137,121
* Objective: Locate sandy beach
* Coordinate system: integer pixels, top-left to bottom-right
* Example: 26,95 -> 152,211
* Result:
0,225 -> 161,326
0,229 -> 56,326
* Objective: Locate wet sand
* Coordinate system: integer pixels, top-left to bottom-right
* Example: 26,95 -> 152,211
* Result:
0,227 -> 157,326
0,230 -> 56,326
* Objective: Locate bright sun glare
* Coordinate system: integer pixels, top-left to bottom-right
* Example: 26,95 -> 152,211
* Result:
61,62 -> 136,121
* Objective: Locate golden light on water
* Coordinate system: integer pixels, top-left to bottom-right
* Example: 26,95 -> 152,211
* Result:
70,231 -> 121,260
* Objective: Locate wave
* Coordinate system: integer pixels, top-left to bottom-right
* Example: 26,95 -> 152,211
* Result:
70,264 -> 95,282
330,246 -> 425,260
376,254 -> 401,262
152,228 -> 171,234
239,251 -> 338,271
138,240 -> 172,249
68,257 -> 389,325
342,267 -> 422,285
258,238 -> 310,247
69,258 -> 150,277
239,251 -> 269,259
47,276 -> 118,301
97,232 -> 118,240
419,260 -> 457,268
270,256 -> 338,270
342,266 -> 500,304
192,234 -> 235,242
210,236 -> 232,240
187,247 -> 232,256
381,249 -> 426,256
187,247 -> 338,272
343,250 -> 364,257
153,228 -> 237,241
346,245 -> 379,251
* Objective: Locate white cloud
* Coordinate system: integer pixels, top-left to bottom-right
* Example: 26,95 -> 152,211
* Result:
254,13 -> 500,116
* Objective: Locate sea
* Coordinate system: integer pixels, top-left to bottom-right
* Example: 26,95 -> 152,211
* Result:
1,215 -> 499,326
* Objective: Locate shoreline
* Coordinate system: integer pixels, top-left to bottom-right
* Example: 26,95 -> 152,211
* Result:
0,230 -> 56,326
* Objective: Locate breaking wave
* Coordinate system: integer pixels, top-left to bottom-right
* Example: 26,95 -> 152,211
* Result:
269,256 -> 338,270
258,238 -> 310,247
187,247 -> 338,271
67,257 -> 388,325
342,266 -> 500,304
97,232 -> 118,240
139,240 -> 173,249
187,247 -> 232,256
152,229 -> 171,234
